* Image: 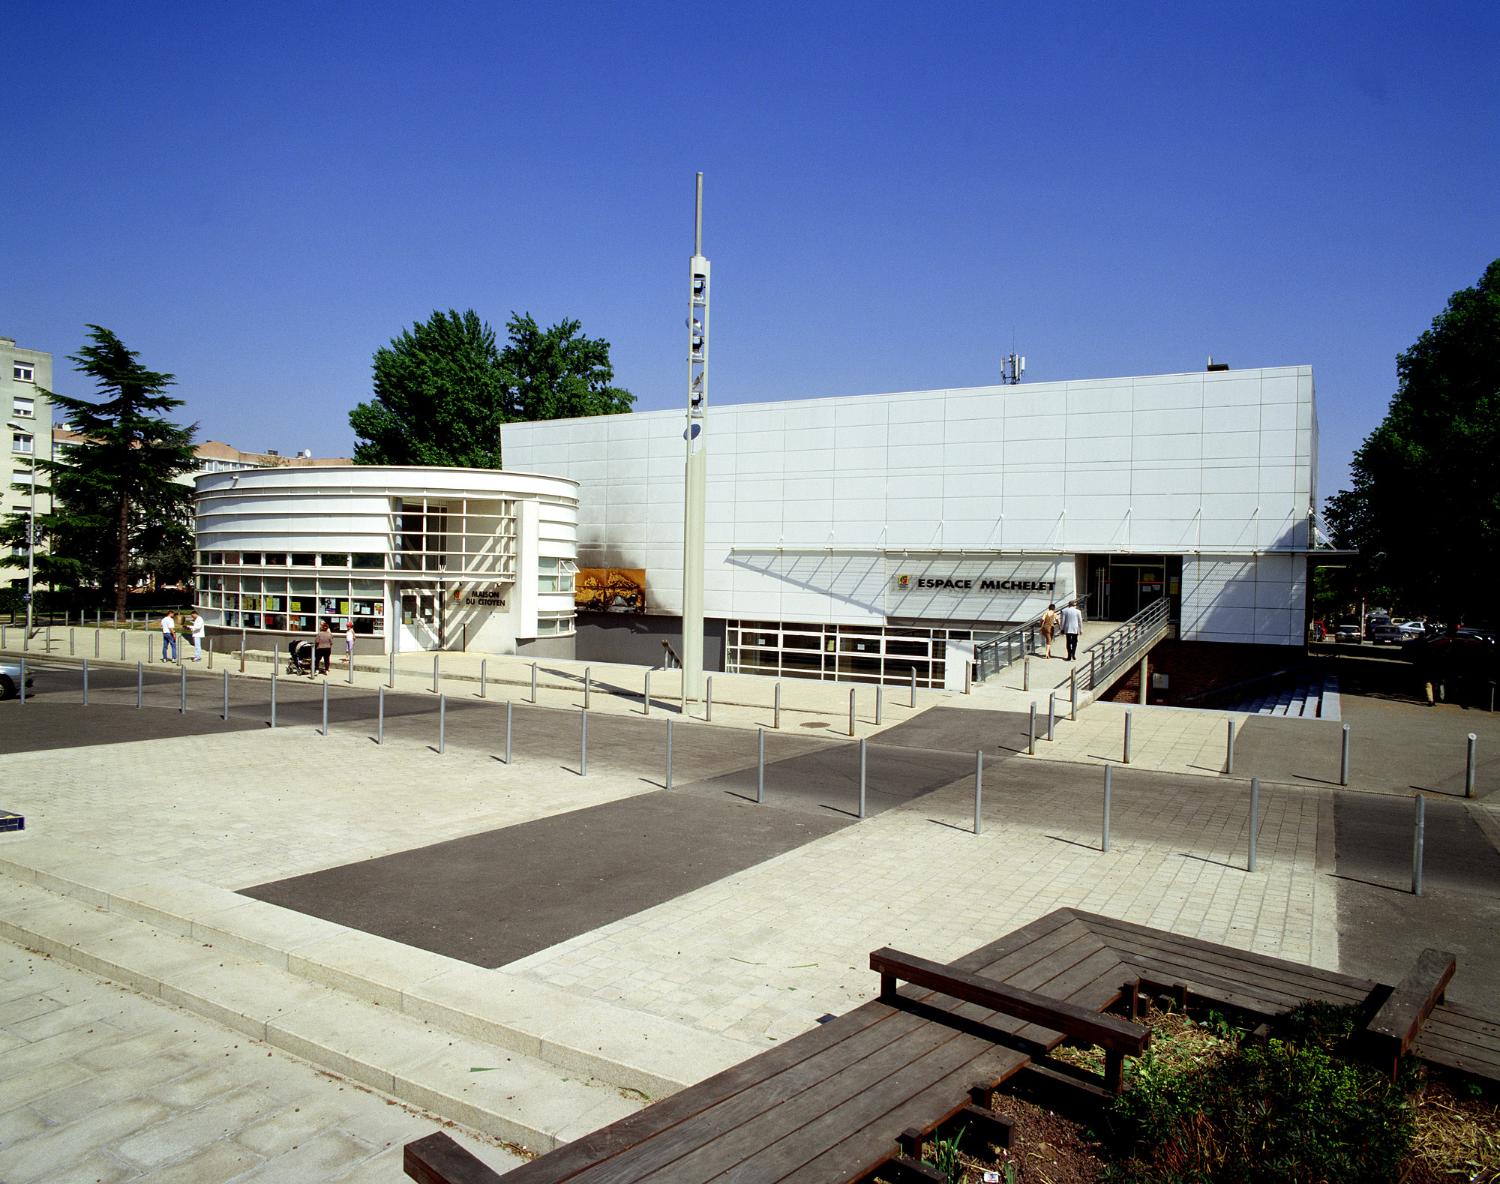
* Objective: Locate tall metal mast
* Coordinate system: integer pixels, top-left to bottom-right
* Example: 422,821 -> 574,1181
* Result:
682,173 -> 710,702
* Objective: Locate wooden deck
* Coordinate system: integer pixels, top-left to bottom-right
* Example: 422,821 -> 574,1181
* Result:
405,908 -> 1500,1184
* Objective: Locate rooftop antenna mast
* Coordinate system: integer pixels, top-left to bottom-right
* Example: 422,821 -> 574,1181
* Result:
1002,352 -> 1026,384
682,173 -> 710,702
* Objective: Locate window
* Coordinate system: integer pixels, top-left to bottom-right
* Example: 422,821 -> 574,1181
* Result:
11,396 -> 33,418
537,557 -> 577,593
11,433 -> 33,454
13,363 -> 33,383
535,610 -> 575,636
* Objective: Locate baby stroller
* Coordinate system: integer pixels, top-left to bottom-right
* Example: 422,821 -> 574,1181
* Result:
286,639 -> 315,676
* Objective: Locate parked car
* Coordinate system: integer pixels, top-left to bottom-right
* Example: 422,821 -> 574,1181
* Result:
1334,624 -> 1362,644
1370,623 -> 1405,645
0,660 -> 33,699
1397,621 -> 1428,638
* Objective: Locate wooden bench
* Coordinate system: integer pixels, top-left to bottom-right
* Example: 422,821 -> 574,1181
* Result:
407,912 -> 1143,1183
1362,948 -> 1455,1076
870,946 -> 1149,1092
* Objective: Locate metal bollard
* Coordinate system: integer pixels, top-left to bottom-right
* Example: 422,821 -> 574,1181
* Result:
438,694 -> 446,753
973,750 -> 983,835
347,648 -> 353,684
322,682 -> 330,735
378,685 -> 385,744
1247,777 -> 1260,873
774,682 -> 781,729
1023,656 -> 1030,692
70,627 -> 76,656
480,658 -> 487,698
665,718 -> 673,790
82,658 -> 89,706
876,685 -> 884,726
1225,718 -> 1236,774
1102,765 -> 1112,852
223,670 -> 230,720
179,664 -> 187,714
579,710 -> 587,775
270,666 -> 278,728
136,661 -> 143,708
757,727 -> 765,804
1028,701 -> 1037,755
388,652 -> 396,688
240,625 -> 247,673
910,668 -> 917,708
643,668 -> 651,716
120,631 -> 126,660
1047,693 -> 1055,742
505,700 -> 513,764
207,638 -> 213,669
2,623 -> 7,648
94,628 -> 100,659
1340,724 -> 1351,786
1412,795 -> 1426,896
849,687 -> 856,737
964,660 -> 972,695
858,738 -> 867,819
18,656 -> 24,704
432,654 -> 439,694
1466,733 -> 1477,798
584,667 -> 591,711
530,662 -> 538,704
1070,671 -> 1077,721
706,676 -> 713,722
1123,711 -> 1133,765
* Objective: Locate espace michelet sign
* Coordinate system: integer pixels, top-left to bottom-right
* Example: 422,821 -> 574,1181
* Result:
884,557 -> 1072,622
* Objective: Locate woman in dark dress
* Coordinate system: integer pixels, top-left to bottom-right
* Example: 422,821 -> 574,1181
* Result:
314,620 -> 334,675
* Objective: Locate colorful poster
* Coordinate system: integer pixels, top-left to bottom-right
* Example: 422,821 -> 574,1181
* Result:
575,568 -> 647,613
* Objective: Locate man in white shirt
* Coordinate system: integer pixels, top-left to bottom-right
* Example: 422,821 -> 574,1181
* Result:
160,611 -> 178,663
189,611 -> 206,661
1059,602 -> 1083,661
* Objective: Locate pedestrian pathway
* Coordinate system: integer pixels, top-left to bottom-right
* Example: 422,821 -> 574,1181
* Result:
0,941 -> 524,1184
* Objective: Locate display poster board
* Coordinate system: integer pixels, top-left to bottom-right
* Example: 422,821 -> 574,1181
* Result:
576,568 -> 647,613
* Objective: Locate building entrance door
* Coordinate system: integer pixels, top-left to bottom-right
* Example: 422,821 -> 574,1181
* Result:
400,589 -> 441,650
1084,556 -> 1180,621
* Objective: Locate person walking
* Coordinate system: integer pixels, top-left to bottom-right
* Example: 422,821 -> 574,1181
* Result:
160,611 -> 178,663
1059,601 -> 1083,661
189,611 -> 206,661
314,619 -> 334,676
344,620 -> 355,668
1039,603 -> 1059,658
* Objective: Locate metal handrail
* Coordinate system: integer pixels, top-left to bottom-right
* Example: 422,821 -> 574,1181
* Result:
1066,596 -> 1172,694
974,594 -> 1092,683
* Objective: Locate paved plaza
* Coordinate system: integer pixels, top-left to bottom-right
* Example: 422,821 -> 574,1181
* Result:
1,632 -> 1497,1181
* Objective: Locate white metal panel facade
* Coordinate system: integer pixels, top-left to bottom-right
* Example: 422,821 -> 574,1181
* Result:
502,367 -> 1316,647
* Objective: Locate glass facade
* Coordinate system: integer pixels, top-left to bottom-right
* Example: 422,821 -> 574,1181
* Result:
726,619 -> 970,687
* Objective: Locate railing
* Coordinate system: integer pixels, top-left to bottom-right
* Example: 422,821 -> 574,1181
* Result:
973,594 -> 1092,683
1067,596 -> 1172,695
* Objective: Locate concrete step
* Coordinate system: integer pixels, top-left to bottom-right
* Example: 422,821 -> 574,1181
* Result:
0,837 -> 754,1111
0,873 -> 642,1153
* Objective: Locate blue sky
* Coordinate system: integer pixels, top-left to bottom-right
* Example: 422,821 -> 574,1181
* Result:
5,1 -> 1497,502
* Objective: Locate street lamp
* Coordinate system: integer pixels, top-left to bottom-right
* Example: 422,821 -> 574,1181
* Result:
5,420 -> 36,649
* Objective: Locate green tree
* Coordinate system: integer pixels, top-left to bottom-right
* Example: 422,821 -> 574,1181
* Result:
348,309 -> 634,467
1325,259 -> 1500,623
500,312 -> 635,423
2,326 -> 198,618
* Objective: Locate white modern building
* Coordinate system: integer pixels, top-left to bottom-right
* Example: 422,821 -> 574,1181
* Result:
192,467 -> 579,655
1,337 -> 54,591
502,365 -> 1318,689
